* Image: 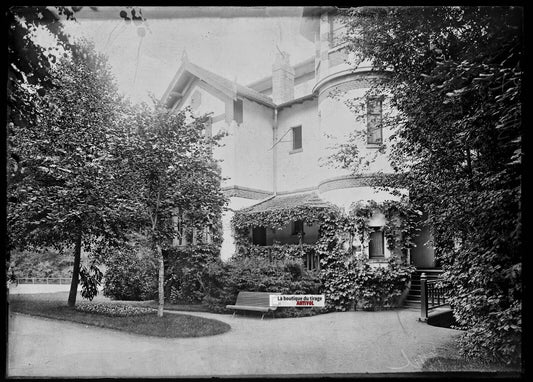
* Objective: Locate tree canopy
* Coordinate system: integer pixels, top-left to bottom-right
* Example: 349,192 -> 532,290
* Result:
108,103 -> 227,316
7,40 -> 127,306
338,6 -> 522,363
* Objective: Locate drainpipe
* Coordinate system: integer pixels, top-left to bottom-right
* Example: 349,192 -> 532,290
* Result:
272,108 -> 278,195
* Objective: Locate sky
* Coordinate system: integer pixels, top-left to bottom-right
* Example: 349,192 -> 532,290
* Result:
59,6 -> 316,104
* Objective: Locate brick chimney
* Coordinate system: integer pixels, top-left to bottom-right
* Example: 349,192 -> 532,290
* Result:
272,51 -> 295,104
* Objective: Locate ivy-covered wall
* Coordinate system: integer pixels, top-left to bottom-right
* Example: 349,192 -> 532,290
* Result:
231,198 -> 419,311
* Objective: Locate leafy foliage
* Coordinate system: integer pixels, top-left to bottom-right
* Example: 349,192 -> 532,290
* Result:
352,258 -> 415,310
203,257 -> 322,316
8,248 -> 74,278
103,247 -> 158,301
7,40 -> 127,306
338,6 -> 522,363
232,198 -> 419,311
232,242 -> 317,263
79,264 -> 104,301
108,102 -> 227,316
164,245 -> 222,304
7,6 -> 79,129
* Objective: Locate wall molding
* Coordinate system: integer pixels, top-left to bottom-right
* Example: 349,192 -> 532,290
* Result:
318,173 -> 392,193
222,185 -> 273,200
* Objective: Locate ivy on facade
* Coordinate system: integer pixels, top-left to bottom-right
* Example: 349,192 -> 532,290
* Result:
231,198 -> 420,311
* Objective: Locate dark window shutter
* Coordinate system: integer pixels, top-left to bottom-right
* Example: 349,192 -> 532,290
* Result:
292,126 -> 302,150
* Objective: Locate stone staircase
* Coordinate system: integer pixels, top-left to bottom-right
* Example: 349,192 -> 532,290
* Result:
404,268 -> 443,309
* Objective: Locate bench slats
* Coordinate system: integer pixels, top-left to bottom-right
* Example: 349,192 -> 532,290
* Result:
226,291 -> 281,319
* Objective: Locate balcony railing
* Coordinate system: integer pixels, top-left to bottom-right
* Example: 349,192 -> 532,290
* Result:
420,273 -> 452,321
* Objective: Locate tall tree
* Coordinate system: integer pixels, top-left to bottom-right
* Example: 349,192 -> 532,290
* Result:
7,41 -> 126,306
110,103 -> 226,317
337,6 -> 522,363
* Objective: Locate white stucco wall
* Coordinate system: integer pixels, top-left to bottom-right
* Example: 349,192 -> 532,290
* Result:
293,75 -> 315,99
276,99 -> 322,192
213,120 -> 236,189
233,99 -> 274,192
318,78 -> 395,176
183,82 -> 226,117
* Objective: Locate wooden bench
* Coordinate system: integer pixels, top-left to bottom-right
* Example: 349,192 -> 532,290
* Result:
226,291 -> 281,320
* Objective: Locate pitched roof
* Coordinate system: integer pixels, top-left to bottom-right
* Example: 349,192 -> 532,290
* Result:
162,59 -> 275,108
187,62 -> 275,107
240,192 -> 333,214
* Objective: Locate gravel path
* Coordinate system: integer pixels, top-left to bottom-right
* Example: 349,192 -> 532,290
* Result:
7,308 -> 460,377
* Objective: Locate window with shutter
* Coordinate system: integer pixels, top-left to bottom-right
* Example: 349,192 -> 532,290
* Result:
369,227 -> 385,258
367,98 -> 383,144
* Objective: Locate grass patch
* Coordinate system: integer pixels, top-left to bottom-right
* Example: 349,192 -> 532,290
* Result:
421,339 -> 522,373
9,293 -> 231,338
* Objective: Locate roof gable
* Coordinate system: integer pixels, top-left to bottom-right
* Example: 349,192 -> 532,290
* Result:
162,58 -> 275,109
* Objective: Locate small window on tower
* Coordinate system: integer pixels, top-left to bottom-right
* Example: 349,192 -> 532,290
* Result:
292,126 -> 302,151
233,99 -> 243,124
367,97 -> 383,145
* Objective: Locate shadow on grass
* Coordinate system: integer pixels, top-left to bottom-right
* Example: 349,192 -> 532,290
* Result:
8,293 -> 231,338
421,339 -> 522,373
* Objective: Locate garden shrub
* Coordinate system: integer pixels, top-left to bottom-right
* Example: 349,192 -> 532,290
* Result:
203,256 -> 322,315
163,244 -> 221,304
103,248 -> 158,301
352,258 -> 415,310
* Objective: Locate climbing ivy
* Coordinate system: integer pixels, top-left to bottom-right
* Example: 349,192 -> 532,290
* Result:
231,198 -> 421,311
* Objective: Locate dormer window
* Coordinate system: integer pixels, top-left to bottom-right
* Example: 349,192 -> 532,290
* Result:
233,99 -> 243,124
367,97 -> 383,145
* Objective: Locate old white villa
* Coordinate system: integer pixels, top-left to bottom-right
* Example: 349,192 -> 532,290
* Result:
160,7 -> 436,279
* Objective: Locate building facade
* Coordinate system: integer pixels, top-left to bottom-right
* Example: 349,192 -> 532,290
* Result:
161,8 -> 435,269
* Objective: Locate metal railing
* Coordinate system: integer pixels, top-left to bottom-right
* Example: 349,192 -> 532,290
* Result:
13,277 -> 71,285
420,273 -> 452,321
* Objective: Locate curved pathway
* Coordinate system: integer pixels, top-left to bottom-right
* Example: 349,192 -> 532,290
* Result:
7,308 -> 460,377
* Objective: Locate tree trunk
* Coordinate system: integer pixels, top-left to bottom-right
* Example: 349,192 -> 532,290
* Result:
156,243 -> 164,317
68,227 -> 83,307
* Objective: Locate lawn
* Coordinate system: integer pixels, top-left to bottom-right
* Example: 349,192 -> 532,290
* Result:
421,338 -> 522,373
8,292 -> 231,338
